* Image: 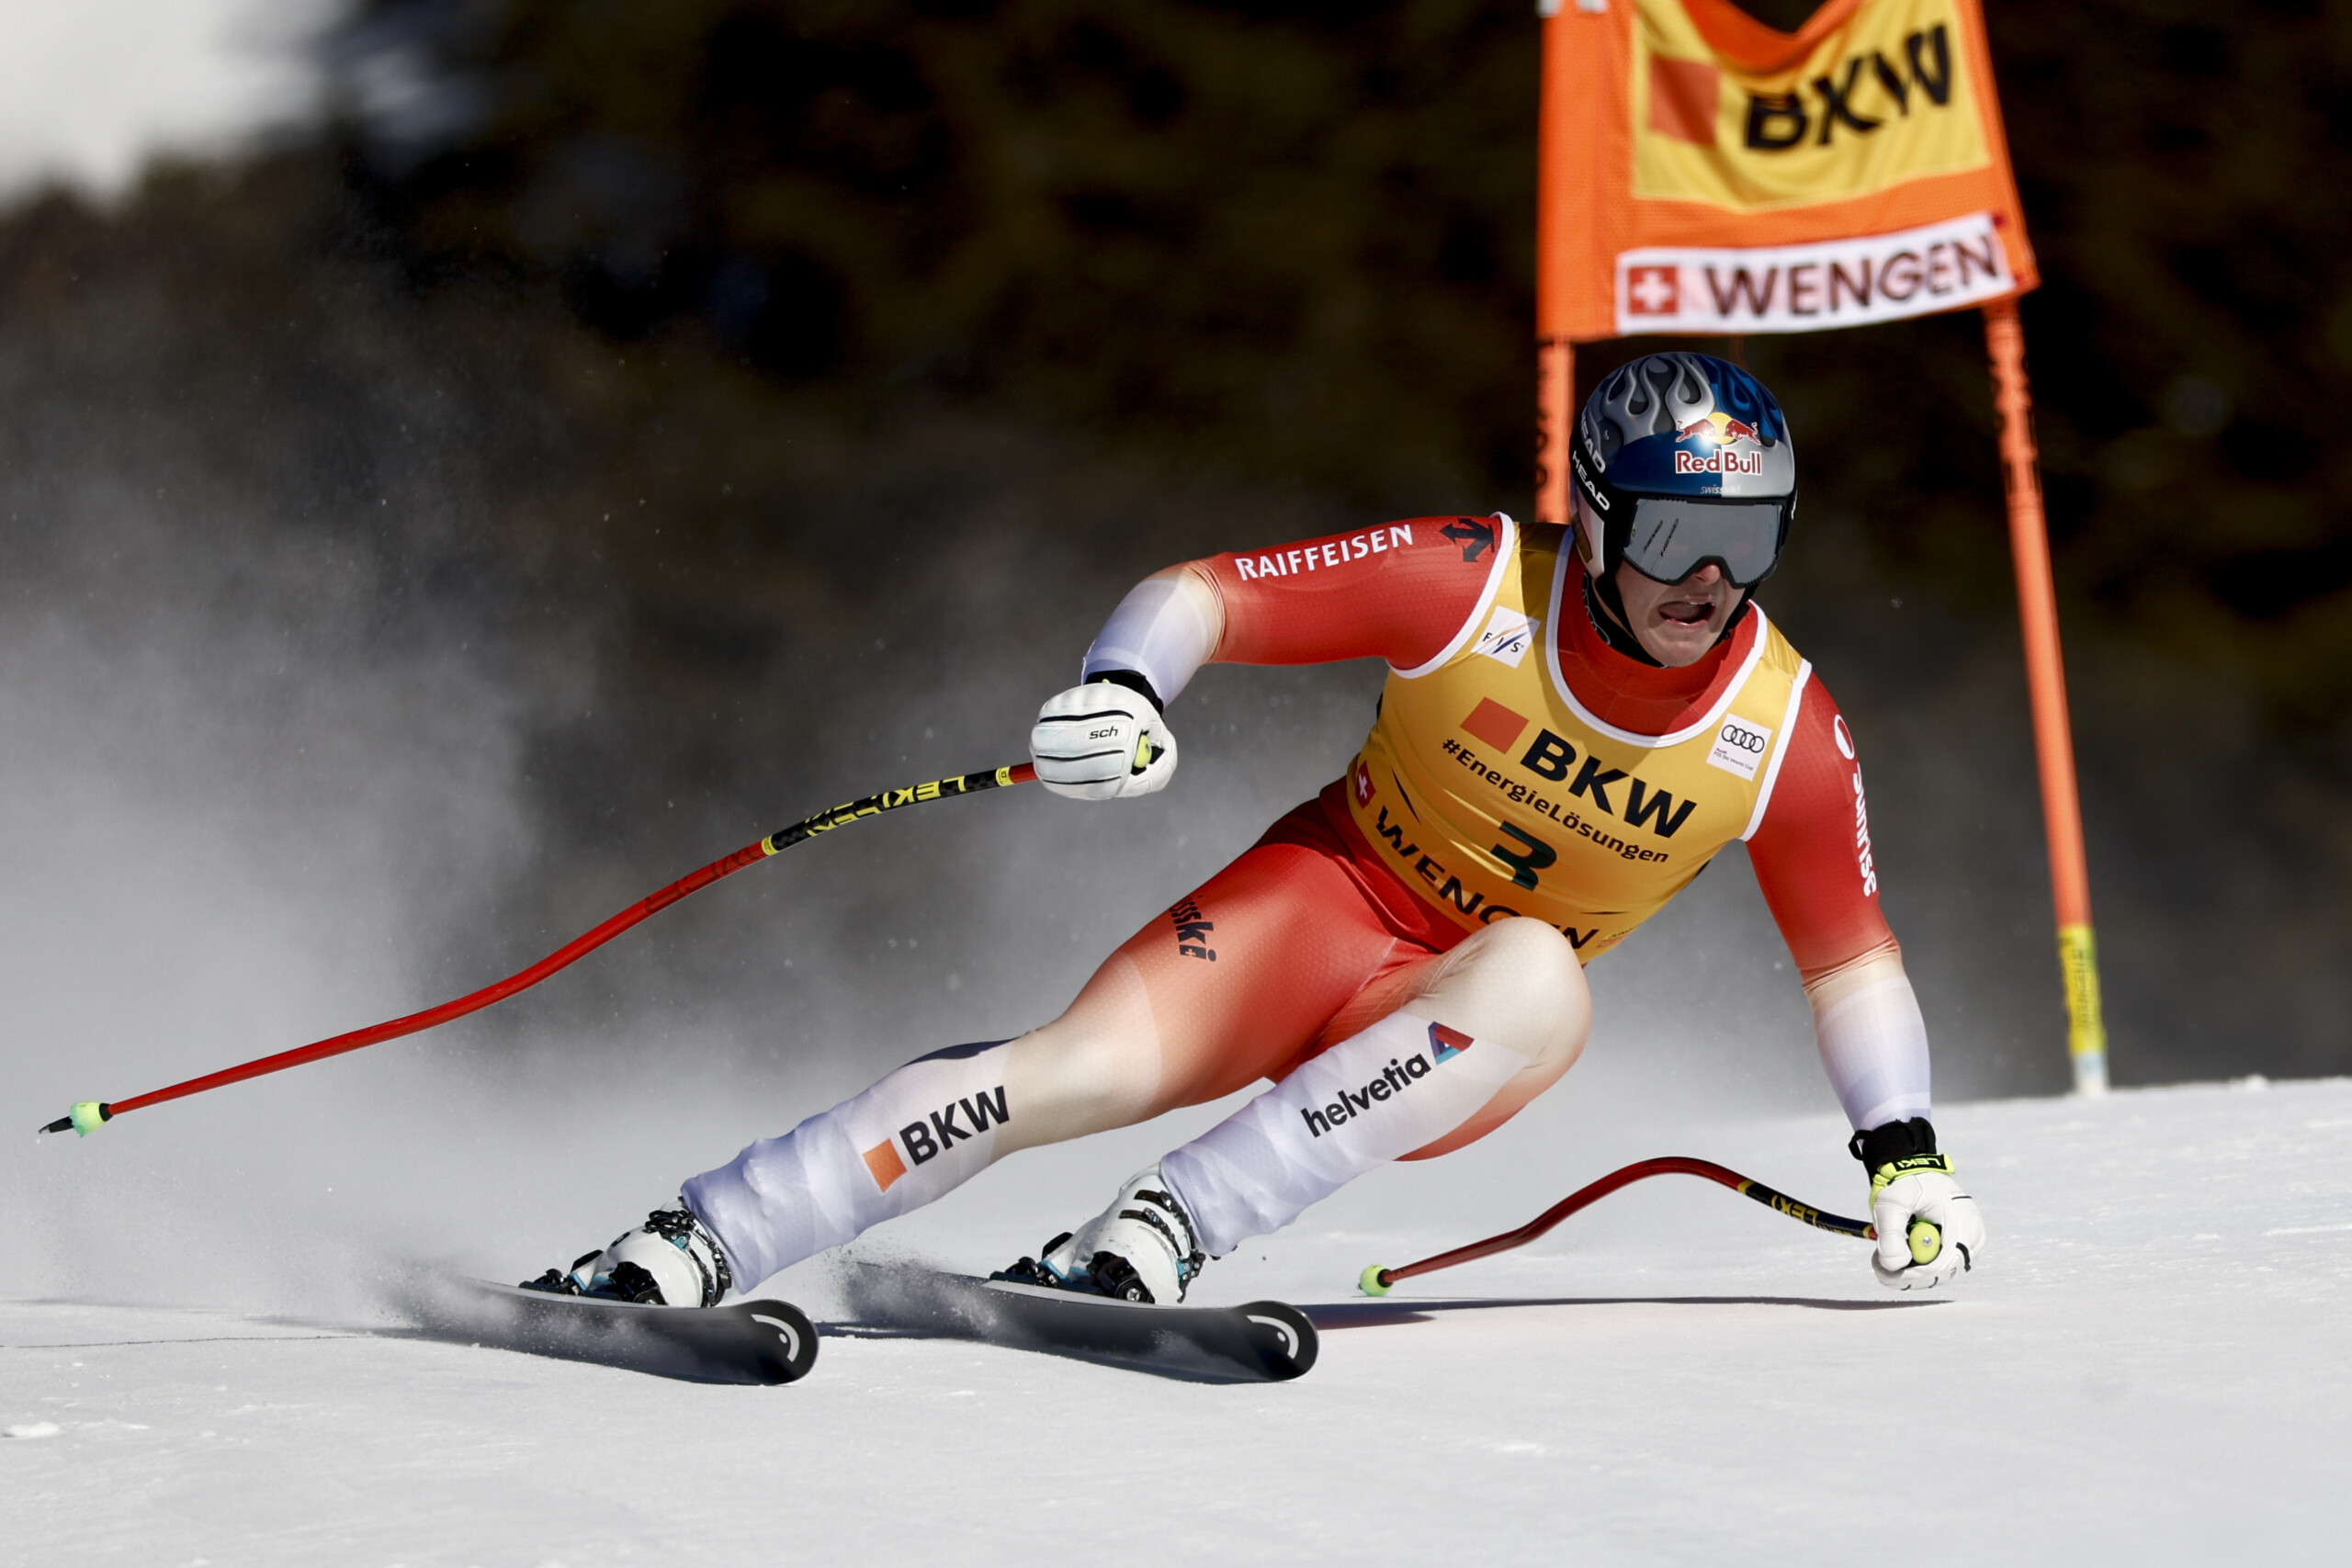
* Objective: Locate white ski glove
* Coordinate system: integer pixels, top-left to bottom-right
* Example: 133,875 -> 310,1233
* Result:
1030,679 -> 1178,800
1852,1118 -> 1984,1291
1870,1156 -> 1984,1290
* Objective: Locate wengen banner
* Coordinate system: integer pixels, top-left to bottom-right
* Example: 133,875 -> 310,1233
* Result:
1537,0 -> 2036,341
1532,0 -> 2109,1095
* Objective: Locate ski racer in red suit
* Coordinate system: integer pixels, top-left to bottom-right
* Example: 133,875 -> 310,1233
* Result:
529,354 -> 1986,1309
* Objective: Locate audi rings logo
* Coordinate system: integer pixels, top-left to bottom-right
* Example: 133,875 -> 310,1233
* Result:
1705,716 -> 1774,783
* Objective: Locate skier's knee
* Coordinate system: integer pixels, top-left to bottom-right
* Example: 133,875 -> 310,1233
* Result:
998,1019 -> 1162,1150
1419,916 -> 1589,1071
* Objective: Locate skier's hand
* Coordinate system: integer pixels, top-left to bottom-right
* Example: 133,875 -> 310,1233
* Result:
1868,1153 -> 1984,1291
1031,681 -> 1178,800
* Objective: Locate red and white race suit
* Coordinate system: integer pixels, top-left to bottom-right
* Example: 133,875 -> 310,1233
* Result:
684,517 -> 1928,1283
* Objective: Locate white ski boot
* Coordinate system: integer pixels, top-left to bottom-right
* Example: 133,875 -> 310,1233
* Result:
996,1166 -> 1206,1303
521,1200 -> 735,1307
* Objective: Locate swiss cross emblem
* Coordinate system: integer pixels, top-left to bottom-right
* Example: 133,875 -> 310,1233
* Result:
1352,759 -> 1374,807
1626,265 -> 1679,316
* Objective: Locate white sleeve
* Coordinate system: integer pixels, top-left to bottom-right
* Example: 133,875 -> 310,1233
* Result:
1808,957 -> 1933,1132
1080,570 -> 1220,706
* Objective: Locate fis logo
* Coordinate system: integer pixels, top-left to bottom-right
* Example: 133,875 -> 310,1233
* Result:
861,1088 -> 1012,1191
1673,412 -> 1767,477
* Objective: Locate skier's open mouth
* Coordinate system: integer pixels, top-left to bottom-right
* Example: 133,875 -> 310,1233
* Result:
1659,599 -> 1716,626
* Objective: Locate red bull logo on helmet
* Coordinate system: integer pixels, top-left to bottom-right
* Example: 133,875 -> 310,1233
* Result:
1673,411 -> 1767,477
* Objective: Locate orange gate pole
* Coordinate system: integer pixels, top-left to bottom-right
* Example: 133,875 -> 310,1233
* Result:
1984,298 -> 2109,1094
1533,2 -> 1575,527
1536,338 -> 1574,526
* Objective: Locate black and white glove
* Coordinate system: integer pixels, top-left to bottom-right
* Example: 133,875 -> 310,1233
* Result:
1030,676 -> 1178,801
1851,1118 -> 1985,1292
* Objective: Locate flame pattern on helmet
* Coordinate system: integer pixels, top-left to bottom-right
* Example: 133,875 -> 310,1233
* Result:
1583,353 -> 1716,462
1575,352 -> 1794,503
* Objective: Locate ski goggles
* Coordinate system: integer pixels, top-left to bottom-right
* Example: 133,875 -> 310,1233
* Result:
1618,495 -> 1790,589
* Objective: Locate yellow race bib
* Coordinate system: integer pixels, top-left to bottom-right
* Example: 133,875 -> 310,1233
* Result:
1343,520 -> 1811,959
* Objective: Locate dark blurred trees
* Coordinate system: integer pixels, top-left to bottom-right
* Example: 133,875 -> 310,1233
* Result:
331,0 -> 1536,502
317,0 -> 2352,738
1,0 -> 2347,1082
1962,1 -> 2352,728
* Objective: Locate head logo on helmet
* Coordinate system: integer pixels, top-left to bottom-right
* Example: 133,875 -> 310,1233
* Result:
1572,353 -> 1797,590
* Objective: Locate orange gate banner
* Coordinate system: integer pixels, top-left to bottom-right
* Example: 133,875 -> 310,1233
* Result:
1538,0 -> 2037,341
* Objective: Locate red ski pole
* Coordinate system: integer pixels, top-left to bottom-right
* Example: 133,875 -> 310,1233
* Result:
40,761 -> 1037,1137
1358,1156 -> 1896,1296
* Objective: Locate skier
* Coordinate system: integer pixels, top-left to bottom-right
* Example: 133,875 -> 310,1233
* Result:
528,353 -> 1985,1310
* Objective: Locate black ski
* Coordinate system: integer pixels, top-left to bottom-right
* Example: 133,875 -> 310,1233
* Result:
838,1263 -> 1317,1382
399,1278 -> 819,1385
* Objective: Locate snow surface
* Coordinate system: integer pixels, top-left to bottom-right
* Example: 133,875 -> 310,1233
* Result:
7,1075 -> 2348,1565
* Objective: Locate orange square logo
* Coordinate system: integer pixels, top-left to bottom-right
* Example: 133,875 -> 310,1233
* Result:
863,1137 -> 908,1192
1647,56 -> 1720,147
1461,698 -> 1530,755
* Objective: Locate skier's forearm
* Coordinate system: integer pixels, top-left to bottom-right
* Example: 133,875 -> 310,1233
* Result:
1080,565 -> 1225,707
1804,944 -> 1931,1132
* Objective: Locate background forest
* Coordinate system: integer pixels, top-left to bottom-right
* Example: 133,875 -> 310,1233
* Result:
3,0 -> 2345,1106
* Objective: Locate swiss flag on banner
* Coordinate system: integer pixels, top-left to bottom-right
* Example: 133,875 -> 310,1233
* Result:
1624,265 -> 1680,315
1537,0 -> 2036,341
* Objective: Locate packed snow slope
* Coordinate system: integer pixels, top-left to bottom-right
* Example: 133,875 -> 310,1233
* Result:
6,1075 -> 2346,1565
